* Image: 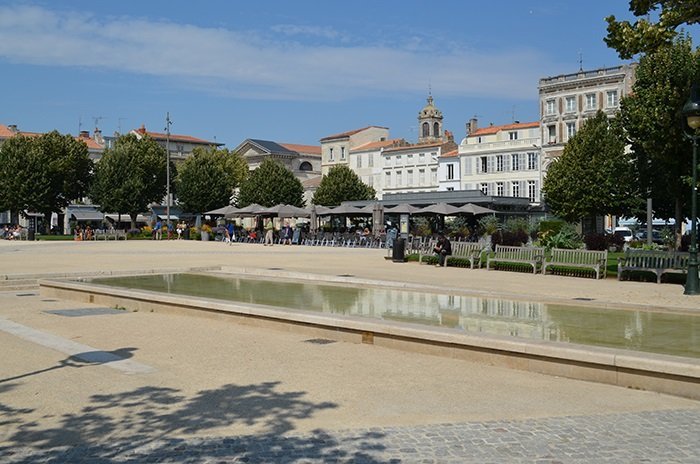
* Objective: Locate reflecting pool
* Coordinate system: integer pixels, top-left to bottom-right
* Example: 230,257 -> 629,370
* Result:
88,273 -> 700,359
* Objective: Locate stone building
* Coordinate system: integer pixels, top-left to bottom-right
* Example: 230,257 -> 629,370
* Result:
232,138 -> 321,183
320,126 -> 390,175
538,64 -> 636,171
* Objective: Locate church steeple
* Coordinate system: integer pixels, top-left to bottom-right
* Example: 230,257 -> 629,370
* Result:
417,93 -> 444,144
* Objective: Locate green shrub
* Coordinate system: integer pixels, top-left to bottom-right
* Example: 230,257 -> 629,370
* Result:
538,223 -> 582,250
477,215 -> 500,236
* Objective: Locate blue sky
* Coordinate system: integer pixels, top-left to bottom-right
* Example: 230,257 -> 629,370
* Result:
0,1 -> 668,147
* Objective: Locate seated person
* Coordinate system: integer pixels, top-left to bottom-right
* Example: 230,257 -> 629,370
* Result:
433,234 -> 452,267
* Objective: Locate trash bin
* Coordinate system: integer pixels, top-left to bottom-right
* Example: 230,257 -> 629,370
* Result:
392,237 -> 405,263
28,229 -> 35,241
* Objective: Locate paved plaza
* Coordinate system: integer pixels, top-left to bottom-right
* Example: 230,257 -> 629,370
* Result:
1,240 -> 699,463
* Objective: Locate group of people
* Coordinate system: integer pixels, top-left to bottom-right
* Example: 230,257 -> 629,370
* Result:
73,225 -> 94,241
1,225 -> 24,240
152,220 -> 191,240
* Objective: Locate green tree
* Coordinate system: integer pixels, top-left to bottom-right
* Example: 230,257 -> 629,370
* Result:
618,36 -> 700,228
606,1 -> 700,58
90,134 -> 168,229
176,146 -> 248,214
543,111 -> 641,223
237,158 -> 304,207
311,164 -> 376,206
0,131 -> 92,227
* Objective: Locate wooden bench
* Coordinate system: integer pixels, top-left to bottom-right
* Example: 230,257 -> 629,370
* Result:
543,248 -> 608,279
444,242 -> 485,269
416,239 -> 437,263
486,245 -> 545,274
617,249 -> 689,283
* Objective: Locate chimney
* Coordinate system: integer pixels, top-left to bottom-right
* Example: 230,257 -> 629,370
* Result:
93,127 -> 104,144
79,130 -> 90,139
467,117 -> 478,135
8,124 -> 18,133
137,124 -> 147,134
445,130 -> 454,143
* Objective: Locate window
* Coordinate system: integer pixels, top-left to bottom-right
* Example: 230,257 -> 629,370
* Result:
433,122 -> 440,137
368,152 -> 374,167
565,96 -> 576,112
396,170 -> 402,186
496,155 -> 504,172
407,169 -> 413,186
447,164 -> 455,180
528,180 -> 537,202
546,99 -> 555,115
480,183 -> 488,195
367,176 -> 373,187
407,154 -> 414,164
430,168 -> 437,185
419,169 -> 425,185
385,155 -> 392,166
340,146 -> 345,160
299,161 -> 313,171
511,153 -> 520,171
356,154 -> 362,168
385,171 -> 391,187
607,90 -> 618,107
480,156 -> 488,173
548,125 -> 556,144
422,122 -> 429,138
446,187 -> 454,191
527,152 -> 538,170
566,122 -> 577,139
329,147 -> 334,161
509,131 -> 518,140
477,136 -> 483,143
512,181 -> 520,198
419,153 -> 425,163
396,154 -> 402,165
496,181 -> 504,196
585,93 -> 597,110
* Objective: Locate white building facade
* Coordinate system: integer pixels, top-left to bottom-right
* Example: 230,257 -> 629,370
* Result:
458,121 -> 542,204
348,139 -> 406,199
320,126 -> 390,175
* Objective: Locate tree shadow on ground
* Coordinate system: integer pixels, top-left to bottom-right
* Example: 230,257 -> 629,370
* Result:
1,380 -> 392,463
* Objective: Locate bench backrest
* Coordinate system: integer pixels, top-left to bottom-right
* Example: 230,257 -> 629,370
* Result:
551,248 -> 607,265
494,245 -> 544,260
452,242 -> 483,256
624,249 -> 689,269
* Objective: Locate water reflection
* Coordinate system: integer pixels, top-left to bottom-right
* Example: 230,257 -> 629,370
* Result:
89,273 -> 699,359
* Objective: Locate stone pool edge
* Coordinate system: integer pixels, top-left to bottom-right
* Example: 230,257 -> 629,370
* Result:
39,277 -> 700,401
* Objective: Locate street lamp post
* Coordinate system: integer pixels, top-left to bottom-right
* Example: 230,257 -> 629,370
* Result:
682,86 -> 700,295
165,112 -> 172,230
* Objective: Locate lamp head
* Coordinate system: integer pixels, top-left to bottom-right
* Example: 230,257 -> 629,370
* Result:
682,84 -> 700,131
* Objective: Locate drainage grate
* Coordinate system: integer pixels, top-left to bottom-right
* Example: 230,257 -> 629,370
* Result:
267,267 -> 284,271
41,299 -> 59,302
572,297 -> 595,301
16,293 -> 37,297
45,308 -> 127,317
337,274 -> 355,277
303,338 -> 337,345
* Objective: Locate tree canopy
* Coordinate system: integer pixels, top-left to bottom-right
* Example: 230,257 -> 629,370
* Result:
176,146 -> 248,214
606,1 -> 700,58
312,164 -> 376,206
618,36 -> 700,224
543,111 -> 641,223
0,131 -> 92,223
237,158 -> 304,208
90,134 -> 168,228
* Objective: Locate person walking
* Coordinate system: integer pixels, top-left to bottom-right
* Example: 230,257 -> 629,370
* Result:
264,218 -> 275,246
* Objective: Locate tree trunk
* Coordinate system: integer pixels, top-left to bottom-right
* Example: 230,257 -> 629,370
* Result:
130,213 -> 137,231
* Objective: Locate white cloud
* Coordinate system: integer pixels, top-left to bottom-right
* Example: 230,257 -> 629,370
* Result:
0,5 -> 550,101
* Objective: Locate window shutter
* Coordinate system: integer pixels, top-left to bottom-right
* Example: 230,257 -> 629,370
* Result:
464,157 -> 471,176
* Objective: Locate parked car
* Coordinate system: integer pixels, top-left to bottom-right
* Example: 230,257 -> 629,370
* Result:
635,229 -> 664,244
613,226 -> 633,243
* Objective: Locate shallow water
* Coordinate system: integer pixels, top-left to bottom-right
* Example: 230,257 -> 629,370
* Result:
89,273 -> 700,359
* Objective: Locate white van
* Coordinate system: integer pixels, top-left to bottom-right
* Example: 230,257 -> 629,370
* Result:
613,226 -> 633,243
